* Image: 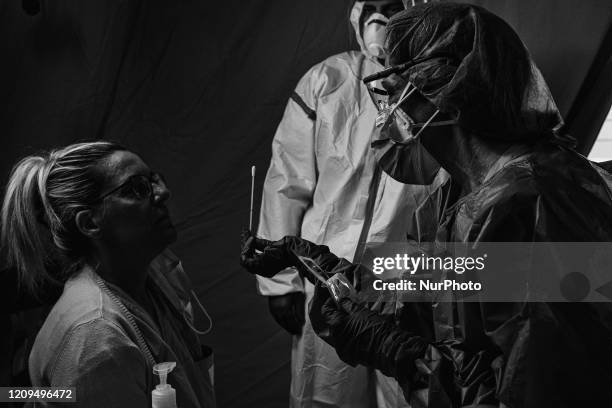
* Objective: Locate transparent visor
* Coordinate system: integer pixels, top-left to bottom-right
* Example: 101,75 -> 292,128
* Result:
364,69 -> 457,144
365,79 -> 392,113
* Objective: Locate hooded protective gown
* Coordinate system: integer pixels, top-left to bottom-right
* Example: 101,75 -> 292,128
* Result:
299,4 -> 612,407
301,144 -> 612,408
255,2 -> 445,407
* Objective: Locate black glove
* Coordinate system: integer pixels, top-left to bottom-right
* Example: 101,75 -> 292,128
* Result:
309,281 -> 428,382
309,281 -> 340,347
240,230 -> 287,278
268,292 -> 306,335
240,229 -> 333,278
309,281 -> 361,348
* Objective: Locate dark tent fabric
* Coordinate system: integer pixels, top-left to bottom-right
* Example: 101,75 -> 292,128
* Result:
1,1 -> 611,407
462,0 -> 612,154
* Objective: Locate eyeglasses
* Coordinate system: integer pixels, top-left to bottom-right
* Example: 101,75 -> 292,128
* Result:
95,172 -> 167,203
363,56 -> 459,132
363,56 -> 456,112
363,59 -> 422,113
363,60 -> 424,133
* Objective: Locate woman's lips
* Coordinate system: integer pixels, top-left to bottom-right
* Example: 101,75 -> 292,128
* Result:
155,212 -> 172,224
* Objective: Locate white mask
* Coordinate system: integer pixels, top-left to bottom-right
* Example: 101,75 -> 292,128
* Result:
363,12 -> 389,59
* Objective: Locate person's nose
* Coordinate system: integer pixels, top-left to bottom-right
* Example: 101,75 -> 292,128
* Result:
382,73 -> 406,104
152,181 -> 171,204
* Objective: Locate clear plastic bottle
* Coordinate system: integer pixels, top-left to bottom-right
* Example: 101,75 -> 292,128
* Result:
152,362 -> 177,408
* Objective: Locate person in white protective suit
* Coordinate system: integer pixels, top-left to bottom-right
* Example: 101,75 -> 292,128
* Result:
255,1 -> 443,407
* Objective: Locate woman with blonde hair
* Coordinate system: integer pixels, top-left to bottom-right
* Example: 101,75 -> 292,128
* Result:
2,141 -> 215,407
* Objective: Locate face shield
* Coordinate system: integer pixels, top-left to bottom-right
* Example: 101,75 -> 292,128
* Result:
363,59 -> 458,184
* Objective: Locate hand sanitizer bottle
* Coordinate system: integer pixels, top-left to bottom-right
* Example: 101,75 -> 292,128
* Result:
152,362 -> 177,408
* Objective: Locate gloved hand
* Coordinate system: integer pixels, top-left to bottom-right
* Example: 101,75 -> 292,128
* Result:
308,281 -> 428,382
309,281 -> 360,348
268,292 -> 306,335
240,229 -> 332,278
240,230 -> 288,278
309,282 -> 341,347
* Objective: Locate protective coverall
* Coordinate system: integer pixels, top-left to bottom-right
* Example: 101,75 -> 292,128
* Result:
245,3 -> 612,407
255,2 -> 443,406
29,250 -> 215,408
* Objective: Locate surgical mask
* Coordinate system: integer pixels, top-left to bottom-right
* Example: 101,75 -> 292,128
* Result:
364,72 -> 457,184
371,118 -> 442,185
363,13 -> 389,59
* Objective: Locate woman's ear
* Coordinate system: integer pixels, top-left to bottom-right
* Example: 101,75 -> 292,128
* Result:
75,209 -> 101,239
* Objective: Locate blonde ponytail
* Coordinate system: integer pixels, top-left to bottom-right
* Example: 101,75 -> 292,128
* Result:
1,141 -> 125,295
1,156 -> 57,293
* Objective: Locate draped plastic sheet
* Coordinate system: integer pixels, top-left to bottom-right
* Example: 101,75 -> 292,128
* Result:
1,0 -> 611,407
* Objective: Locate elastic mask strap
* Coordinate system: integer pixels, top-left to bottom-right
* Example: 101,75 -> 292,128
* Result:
412,109 -> 441,139
377,83 -> 416,128
425,119 -> 458,127
383,84 -> 417,128
390,83 -> 416,116
183,289 -> 213,335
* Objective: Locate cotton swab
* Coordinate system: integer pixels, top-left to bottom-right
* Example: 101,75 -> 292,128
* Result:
249,165 -> 256,231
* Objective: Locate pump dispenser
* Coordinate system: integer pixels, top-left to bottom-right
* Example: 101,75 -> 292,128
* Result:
152,362 -> 177,408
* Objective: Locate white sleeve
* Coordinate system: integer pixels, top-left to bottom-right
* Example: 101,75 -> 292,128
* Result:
256,67 -> 320,296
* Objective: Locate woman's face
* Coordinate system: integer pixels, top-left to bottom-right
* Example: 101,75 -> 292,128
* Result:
381,73 -> 437,123
94,150 -> 177,257
381,72 -> 454,154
